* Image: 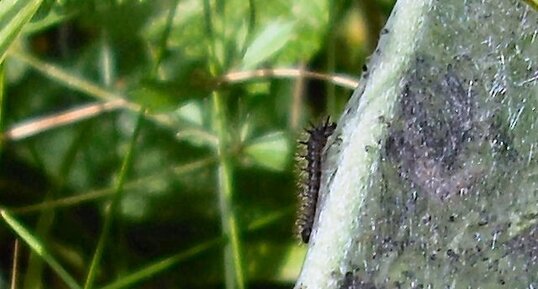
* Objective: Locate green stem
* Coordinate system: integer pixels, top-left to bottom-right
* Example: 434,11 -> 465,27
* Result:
1,210 -> 81,289
326,0 -> 337,116
203,1 -> 245,288
83,109 -> 145,289
96,208 -> 289,289
98,239 -> 223,289
212,90 -> 245,289
151,0 -> 180,78
0,63 -> 4,150
23,122 -> 92,289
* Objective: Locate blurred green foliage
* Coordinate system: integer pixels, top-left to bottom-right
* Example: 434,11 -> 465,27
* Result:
0,0 -> 394,288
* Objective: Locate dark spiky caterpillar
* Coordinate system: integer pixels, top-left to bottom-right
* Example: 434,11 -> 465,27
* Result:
296,118 -> 336,243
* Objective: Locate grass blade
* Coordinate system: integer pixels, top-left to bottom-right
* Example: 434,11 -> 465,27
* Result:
0,0 -> 44,63
99,239 -> 223,289
0,63 -> 4,151
97,209 -> 289,289
1,210 -> 82,289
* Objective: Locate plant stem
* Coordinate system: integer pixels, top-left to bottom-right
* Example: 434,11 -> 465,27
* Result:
83,109 -> 145,289
211,90 -> 245,289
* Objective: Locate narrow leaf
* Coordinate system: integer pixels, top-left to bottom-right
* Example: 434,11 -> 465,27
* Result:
1,210 -> 81,289
244,131 -> 290,171
0,0 -> 44,63
241,21 -> 295,70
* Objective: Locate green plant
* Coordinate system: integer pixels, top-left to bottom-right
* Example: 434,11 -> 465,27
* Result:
0,1 -> 383,289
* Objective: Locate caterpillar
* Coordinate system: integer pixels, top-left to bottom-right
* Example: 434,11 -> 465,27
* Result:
296,118 -> 336,243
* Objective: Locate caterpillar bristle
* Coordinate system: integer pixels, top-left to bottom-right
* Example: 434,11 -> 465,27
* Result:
295,118 -> 336,244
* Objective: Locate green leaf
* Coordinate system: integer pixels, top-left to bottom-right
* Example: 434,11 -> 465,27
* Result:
0,0 -> 44,63
244,131 -> 290,171
130,84 -> 177,112
175,101 -> 204,126
241,21 -> 295,70
22,8 -> 75,35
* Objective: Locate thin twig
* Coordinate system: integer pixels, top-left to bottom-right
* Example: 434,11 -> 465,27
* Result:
4,99 -> 127,141
10,239 -> 19,289
221,68 -> 359,89
5,50 -> 357,143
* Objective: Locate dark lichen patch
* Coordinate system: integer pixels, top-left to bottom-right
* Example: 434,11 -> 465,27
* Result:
505,224 -> 538,272
368,53 -> 537,287
385,55 -> 489,200
339,271 -> 379,289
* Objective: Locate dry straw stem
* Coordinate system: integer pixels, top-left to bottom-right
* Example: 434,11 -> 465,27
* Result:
222,68 -> 359,89
10,239 -> 20,289
4,49 -> 357,142
4,99 -> 127,140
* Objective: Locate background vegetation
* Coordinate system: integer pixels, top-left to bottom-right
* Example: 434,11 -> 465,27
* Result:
0,0 -> 395,289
